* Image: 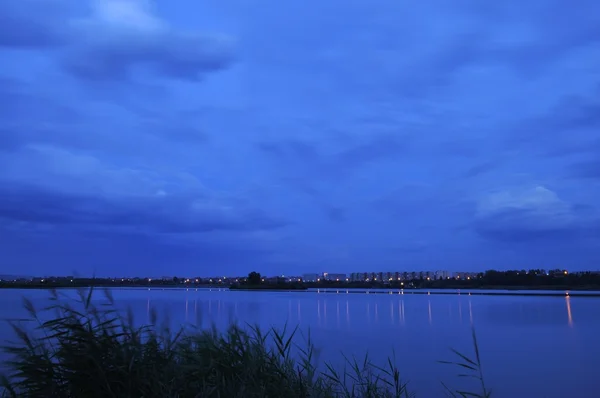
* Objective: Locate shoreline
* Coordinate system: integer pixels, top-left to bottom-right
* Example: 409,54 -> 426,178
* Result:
1,285 -> 599,297
309,289 -> 600,297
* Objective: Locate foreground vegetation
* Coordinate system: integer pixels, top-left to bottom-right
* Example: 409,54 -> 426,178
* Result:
1,288 -> 491,397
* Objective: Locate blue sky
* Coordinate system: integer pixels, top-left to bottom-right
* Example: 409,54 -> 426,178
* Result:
1,0 -> 599,277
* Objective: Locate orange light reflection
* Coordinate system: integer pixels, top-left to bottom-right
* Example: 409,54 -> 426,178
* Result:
565,296 -> 574,327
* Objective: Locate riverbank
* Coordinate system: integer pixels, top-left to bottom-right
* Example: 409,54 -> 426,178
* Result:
0,289 -> 490,397
0,283 -> 217,290
310,288 -> 600,297
2,284 -> 600,297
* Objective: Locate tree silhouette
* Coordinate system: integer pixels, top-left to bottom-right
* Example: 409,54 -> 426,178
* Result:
248,271 -> 262,285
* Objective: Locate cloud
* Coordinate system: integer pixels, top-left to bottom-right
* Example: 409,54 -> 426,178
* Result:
257,139 -> 319,161
0,0 -> 70,48
0,145 -> 286,235
2,0 -> 600,274
0,224 -> 275,277
463,161 -> 500,178
0,184 -> 286,234
504,87 -> 600,157
0,0 -> 235,81
0,77 -> 210,158
474,186 -> 596,242
257,133 -> 410,185
570,160 -> 600,180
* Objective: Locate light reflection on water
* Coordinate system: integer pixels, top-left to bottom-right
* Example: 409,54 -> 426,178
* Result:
145,290 -> 578,334
0,288 -> 598,398
566,296 -> 574,326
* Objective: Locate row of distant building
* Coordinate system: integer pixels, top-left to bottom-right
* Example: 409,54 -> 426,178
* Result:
300,271 -> 477,282
175,271 -> 478,284
5,270 -> 600,285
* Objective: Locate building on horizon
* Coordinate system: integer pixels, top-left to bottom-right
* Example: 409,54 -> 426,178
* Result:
323,272 -> 347,281
453,271 -> 479,280
302,273 -> 320,282
348,271 -> 453,281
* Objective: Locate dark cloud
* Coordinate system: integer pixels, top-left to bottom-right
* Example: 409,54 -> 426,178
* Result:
62,31 -> 235,82
336,134 -> 408,166
322,205 -> 346,223
471,185 -> 600,244
506,91 -> 600,156
538,94 -> 600,134
0,80 -> 210,156
474,207 -> 597,243
0,226 -> 274,277
258,133 -> 410,178
463,161 -> 499,178
385,241 -> 428,254
257,139 -> 319,161
0,78 -> 81,125
545,139 -> 600,158
436,139 -> 483,158
0,0 -> 235,82
476,209 -> 566,242
0,128 -> 23,151
569,160 -> 600,180
0,0 -> 70,48
0,184 -> 287,234
459,1 -> 600,76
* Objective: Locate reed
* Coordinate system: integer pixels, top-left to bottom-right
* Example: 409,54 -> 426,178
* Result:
1,287 -> 490,397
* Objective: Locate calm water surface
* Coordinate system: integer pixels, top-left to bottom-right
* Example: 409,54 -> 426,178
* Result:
0,288 -> 598,398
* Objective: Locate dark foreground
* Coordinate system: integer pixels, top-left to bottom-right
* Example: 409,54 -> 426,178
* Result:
1,288 -> 490,398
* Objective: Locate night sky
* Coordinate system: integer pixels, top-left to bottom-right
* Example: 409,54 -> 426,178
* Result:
1,0 -> 599,277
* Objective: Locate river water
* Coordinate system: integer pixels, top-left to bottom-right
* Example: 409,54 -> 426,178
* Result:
0,288 -> 598,398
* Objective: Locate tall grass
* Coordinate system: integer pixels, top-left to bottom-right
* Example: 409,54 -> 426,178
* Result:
0,288 -> 490,397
